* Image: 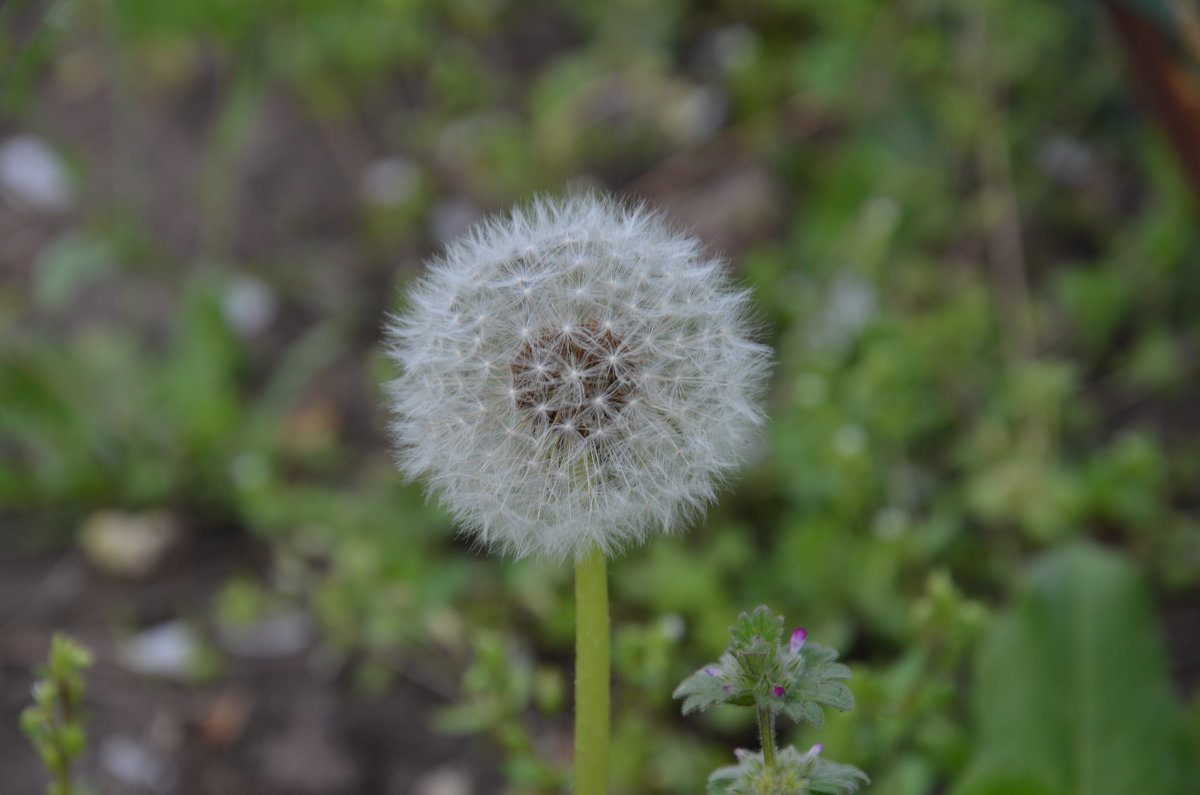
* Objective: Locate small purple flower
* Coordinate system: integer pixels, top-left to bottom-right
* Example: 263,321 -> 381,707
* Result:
804,743 -> 824,758
722,684 -> 734,692
790,627 -> 808,654
705,667 -> 722,677
772,685 -> 786,697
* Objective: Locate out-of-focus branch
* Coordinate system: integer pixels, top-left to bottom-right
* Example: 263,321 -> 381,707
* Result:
1169,0 -> 1200,63
1105,0 -> 1200,200
968,7 -> 1037,360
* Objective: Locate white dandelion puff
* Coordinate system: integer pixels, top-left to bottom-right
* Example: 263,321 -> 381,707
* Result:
385,194 -> 771,562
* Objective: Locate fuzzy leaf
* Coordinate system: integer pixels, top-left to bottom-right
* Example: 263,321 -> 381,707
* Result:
729,605 -> 783,652
814,681 -> 854,711
707,746 -> 868,795
784,698 -> 826,727
674,666 -> 740,715
806,659 -> 851,681
773,642 -> 856,726
800,644 -> 840,667
808,756 -> 871,794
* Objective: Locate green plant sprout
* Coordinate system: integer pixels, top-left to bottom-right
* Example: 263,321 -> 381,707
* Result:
674,607 -> 868,794
20,634 -> 94,795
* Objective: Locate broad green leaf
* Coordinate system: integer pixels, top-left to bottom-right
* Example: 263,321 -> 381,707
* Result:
953,543 -> 1196,795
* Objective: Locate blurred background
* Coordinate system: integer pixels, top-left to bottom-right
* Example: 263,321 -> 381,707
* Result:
2,1 -> 1199,793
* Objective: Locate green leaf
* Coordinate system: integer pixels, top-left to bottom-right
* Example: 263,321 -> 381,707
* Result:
782,699 -> 825,727
60,724 -> 86,757
729,606 -> 783,652
814,681 -> 854,711
706,746 -> 868,795
807,754 -> 872,794
673,669 -> 731,715
953,543 -> 1197,795
19,706 -> 42,739
33,232 -> 117,311
672,654 -> 743,714
50,634 -> 93,673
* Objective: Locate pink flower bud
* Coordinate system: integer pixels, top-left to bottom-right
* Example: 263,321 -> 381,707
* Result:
772,685 -> 786,697
790,627 -> 808,654
705,667 -> 722,677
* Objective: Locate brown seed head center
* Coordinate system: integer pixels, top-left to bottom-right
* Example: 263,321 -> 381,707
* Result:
510,321 -> 637,437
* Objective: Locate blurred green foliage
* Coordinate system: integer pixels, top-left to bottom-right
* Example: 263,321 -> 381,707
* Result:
20,635 -> 93,795
2,0 -> 1200,793
955,543 -> 1196,795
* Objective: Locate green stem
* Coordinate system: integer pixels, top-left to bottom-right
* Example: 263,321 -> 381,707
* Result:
54,759 -> 71,795
757,703 -> 778,769
575,545 -> 610,795
54,672 -> 74,795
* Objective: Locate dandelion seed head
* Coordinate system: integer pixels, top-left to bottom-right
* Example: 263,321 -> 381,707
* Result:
385,194 -> 771,562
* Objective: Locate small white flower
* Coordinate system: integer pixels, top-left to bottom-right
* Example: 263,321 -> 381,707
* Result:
385,195 -> 770,562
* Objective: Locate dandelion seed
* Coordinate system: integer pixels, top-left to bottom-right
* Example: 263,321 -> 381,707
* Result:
385,194 -> 770,562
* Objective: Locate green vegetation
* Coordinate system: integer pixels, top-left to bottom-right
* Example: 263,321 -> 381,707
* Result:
20,635 -> 94,795
3,0 -> 1199,793
955,544 -> 1195,795
675,606 -> 868,794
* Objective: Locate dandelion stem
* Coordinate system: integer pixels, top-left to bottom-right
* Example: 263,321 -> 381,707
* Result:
575,544 -> 609,795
